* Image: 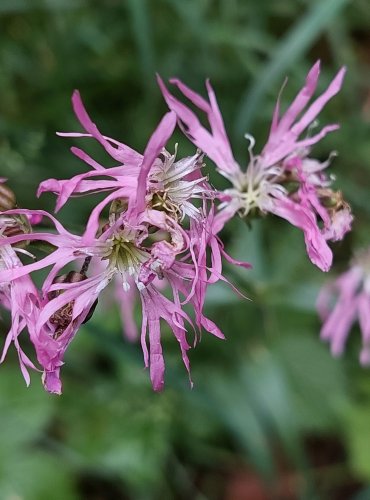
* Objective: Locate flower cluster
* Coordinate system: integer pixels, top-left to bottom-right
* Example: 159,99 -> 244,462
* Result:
0,61 -> 352,394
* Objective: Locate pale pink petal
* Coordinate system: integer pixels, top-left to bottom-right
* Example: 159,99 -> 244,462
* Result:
133,111 -> 177,217
114,277 -> 139,342
358,292 -> 370,342
321,300 -> 357,356
262,65 -> 346,168
71,90 -> 142,164
271,61 -> 321,139
271,196 -> 332,271
292,67 -> 346,137
157,75 -> 241,180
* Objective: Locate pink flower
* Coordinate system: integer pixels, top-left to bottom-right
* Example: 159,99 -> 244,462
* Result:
317,248 -> 370,365
0,201 -> 237,392
38,91 -> 211,221
0,89 -> 250,394
158,61 -> 352,271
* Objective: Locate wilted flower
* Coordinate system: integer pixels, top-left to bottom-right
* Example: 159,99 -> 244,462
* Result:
317,247 -> 370,365
158,61 -> 352,271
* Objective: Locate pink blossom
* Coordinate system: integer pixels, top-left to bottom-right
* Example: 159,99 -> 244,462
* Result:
0,88 -> 251,393
317,248 -> 370,365
38,91 -> 211,221
0,200 -> 239,392
158,61 -> 352,271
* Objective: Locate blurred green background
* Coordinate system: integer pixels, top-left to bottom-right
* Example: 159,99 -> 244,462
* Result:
1,0 -> 370,499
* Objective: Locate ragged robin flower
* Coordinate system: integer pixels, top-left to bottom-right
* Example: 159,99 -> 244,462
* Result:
158,61 -> 353,271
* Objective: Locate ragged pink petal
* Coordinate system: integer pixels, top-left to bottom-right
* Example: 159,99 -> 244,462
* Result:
133,111 -> 176,218
317,249 -> 370,365
157,75 -> 241,182
272,196 -> 332,271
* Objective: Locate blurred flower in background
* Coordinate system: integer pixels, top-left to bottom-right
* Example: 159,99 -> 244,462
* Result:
318,247 -> 370,365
